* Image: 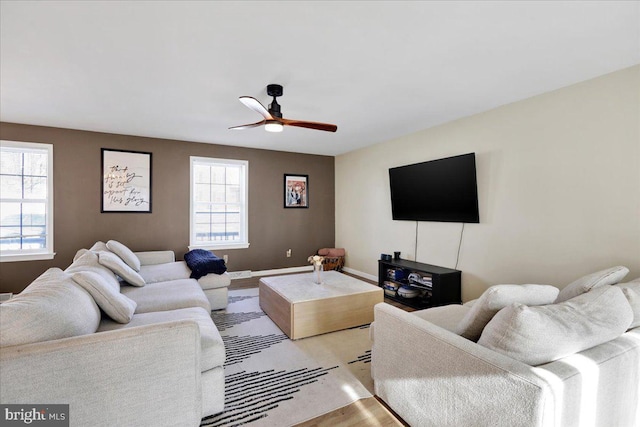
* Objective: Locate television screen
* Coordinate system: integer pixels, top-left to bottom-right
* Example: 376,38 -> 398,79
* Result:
389,153 -> 479,223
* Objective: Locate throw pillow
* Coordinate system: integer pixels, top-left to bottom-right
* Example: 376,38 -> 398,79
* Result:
90,241 -> 110,252
98,251 -> 146,287
184,249 -> 227,279
66,250 -> 120,285
73,241 -> 109,261
616,281 -> 640,329
73,248 -> 89,262
478,286 -> 633,366
555,266 -> 629,303
454,284 -> 559,341
106,240 -> 141,272
72,271 -> 137,323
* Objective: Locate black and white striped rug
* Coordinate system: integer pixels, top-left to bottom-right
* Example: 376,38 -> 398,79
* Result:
201,288 -> 373,427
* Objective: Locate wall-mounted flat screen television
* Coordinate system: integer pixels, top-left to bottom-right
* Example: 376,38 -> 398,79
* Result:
389,152 -> 479,223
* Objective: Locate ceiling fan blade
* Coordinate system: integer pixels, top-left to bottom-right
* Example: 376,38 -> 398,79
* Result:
280,118 -> 338,133
228,119 -> 266,130
239,96 -> 273,120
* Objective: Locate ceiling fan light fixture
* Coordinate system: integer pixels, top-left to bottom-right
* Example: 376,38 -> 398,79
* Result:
231,85 -> 337,133
265,120 -> 284,133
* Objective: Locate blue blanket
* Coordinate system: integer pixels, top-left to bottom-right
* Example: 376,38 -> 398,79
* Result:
184,249 -> 227,279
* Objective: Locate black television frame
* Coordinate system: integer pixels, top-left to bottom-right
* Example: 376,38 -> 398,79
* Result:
389,152 -> 479,223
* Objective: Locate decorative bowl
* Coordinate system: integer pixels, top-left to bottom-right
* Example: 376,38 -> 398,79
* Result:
397,285 -> 420,299
382,281 -> 399,297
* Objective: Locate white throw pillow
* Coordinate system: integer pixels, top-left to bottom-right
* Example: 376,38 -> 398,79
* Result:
90,241 -> 110,252
66,250 -> 119,284
555,266 -> 629,303
72,271 -> 137,323
98,251 -> 146,287
455,284 -> 559,341
106,240 -> 141,272
616,281 -> 640,329
478,286 -> 633,366
73,248 -> 89,262
71,241 -> 110,262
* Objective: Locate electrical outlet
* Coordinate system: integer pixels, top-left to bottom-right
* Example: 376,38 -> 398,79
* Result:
223,254 -> 228,263
286,249 -> 292,258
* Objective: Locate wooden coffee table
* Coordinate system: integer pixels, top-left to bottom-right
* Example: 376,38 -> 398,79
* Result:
259,271 -> 383,340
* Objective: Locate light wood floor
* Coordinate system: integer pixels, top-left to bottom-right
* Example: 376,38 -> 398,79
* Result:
296,396 -> 409,427
228,272 -> 411,427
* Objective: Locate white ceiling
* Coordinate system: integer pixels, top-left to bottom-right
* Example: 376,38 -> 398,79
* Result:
1,1 -> 638,156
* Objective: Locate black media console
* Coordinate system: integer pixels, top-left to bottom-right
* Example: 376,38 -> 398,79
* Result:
378,258 -> 461,310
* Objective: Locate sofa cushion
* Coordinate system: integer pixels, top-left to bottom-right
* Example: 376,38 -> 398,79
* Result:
139,261 -> 192,284
412,304 -> 470,333
72,271 -> 137,323
455,284 -> 559,341
98,251 -> 146,287
318,248 -> 346,257
0,268 -> 101,347
121,279 -> 211,313
107,240 -> 141,272
139,261 -> 230,290
555,266 -> 629,303
97,307 -> 225,371
134,250 -> 176,265
198,271 -> 231,290
616,280 -> 640,329
478,286 -> 633,366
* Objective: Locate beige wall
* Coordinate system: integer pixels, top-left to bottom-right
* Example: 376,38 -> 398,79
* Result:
0,124 -> 335,293
336,65 -> 640,301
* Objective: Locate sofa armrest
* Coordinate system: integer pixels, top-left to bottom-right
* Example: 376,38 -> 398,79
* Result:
134,250 -> 176,265
198,271 -> 231,290
372,303 -> 554,427
0,321 -> 202,427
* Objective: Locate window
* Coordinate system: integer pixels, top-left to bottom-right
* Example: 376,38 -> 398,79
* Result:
0,140 -> 54,262
190,157 -> 249,250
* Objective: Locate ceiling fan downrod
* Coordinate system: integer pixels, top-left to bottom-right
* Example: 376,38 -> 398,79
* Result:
267,84 -> 283,118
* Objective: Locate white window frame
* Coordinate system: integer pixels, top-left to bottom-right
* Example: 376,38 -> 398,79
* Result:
0,140 -> 55,262
189,157 -> 249,250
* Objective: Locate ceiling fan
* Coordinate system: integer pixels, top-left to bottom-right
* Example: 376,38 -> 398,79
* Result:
229,84 -> 337,133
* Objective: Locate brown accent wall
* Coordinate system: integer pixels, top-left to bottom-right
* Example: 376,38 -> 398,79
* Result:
0,122 -> 335,293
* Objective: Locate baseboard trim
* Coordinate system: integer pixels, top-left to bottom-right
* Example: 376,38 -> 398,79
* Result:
249,265 -> 312,278
342,267 -> 377,282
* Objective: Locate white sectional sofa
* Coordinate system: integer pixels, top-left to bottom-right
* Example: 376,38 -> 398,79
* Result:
0,241 -> 231,427
372,266 -> 640,427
